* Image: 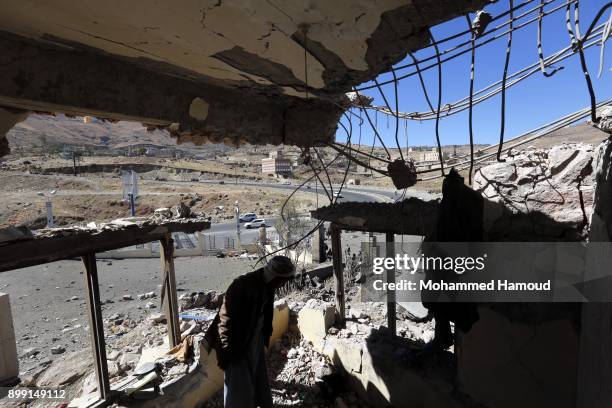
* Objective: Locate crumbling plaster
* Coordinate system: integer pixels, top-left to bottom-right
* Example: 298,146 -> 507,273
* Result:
0,0 -> 490,154
0,0 -> 485,96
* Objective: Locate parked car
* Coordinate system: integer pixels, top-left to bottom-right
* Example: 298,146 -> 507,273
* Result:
244,218 -> 267,229
239,212 -> 257,222
333,192 -> 343,198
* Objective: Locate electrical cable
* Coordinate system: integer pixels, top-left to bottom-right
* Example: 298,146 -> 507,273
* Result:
497,0 -> 514,162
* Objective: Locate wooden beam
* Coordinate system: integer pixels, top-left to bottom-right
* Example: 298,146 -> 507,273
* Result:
160,234 -> 181,347
330,224 -> 345,327
385,233 -> 397,336
0,219 -> 210,273
81,253 -> 111,402
311,198 -> 439,236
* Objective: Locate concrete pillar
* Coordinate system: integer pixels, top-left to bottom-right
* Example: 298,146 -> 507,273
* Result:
0,292 -> 19,385
311,223 -> 326,263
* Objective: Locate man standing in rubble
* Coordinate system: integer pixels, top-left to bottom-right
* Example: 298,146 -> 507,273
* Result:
205,255 -> 296,407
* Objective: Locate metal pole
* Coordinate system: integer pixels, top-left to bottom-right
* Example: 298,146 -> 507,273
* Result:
81,253 -> 111,401
385,232 -> 396,336
331,224 -> 345,326
45,199 -> 54,228
235,201 -> 241,249
160,234 -> 181,347
128,193 -> 135,217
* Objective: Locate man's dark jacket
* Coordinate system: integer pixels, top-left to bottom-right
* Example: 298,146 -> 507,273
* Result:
204,268 -> 274,369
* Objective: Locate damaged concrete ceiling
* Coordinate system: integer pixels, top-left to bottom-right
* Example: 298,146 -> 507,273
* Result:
0,0 -> 489,155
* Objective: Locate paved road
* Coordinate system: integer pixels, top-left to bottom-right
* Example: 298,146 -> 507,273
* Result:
203,180 -> 440,243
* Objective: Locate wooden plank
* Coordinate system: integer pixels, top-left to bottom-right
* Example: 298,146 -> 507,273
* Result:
81,253 -> 111,402
330,224 -> 345,327
385,232 -> 396,336
160,234 -> 181,348
0,220 -> 210,273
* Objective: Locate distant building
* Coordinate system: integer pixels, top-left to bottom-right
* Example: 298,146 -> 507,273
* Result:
401,147 -> 440,163
262,151 -> 292,177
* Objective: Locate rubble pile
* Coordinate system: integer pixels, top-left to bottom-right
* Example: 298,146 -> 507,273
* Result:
268,331 -> 371,408
204,309 -> 374,408
178,290 -> 223,311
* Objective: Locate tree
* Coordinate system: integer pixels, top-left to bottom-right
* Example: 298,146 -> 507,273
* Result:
274,199 -> 311,267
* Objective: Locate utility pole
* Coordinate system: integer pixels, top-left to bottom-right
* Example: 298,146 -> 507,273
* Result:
128,193 -> 136,216
235,200 -> 241,249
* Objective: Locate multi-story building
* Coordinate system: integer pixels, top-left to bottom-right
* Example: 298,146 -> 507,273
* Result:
262,152 -> 292,177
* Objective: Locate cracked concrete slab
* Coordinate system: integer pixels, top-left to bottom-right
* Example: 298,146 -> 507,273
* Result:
0,0 -> 490,154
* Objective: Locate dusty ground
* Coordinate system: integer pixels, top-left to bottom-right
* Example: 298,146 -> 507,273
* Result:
0,170 -> 314,229
0,257 -> 254,374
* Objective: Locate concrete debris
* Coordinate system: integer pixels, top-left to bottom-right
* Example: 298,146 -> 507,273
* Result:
21,347 -> 40,358
173,201 -> 192,218
50,345 -> 66,355
178,290 -> 223,311
387,158 -> 418,189
595,105 -> 612,134
471,10 -> 493,37
475,143 -> 595,241
138,291 -> 157,300
149,313 -> 167,323
344,91 -> 374,108
205,326 -> 371,408
153,207 -> 173,220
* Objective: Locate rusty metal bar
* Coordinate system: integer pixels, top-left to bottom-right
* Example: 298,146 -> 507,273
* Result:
81,253 -> 111,401
330,224 -> 345,326
385,232 -> 396,336
160,234 -> 181,347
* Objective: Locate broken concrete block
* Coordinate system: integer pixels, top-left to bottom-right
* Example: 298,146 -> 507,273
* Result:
50,346 -> 66,355
148,313 -> 166,324
387,158 -> 417,189
298,304 -> 336,350
271,299 -> 290,347
0,293 -> 19,385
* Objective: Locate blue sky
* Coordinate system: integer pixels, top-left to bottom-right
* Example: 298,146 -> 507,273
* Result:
336,0 -> 610,148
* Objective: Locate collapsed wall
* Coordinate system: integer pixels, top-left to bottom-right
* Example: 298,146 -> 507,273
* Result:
309,139 -> 610,408
474,143 -> 595,241
459,141 -> 609,408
